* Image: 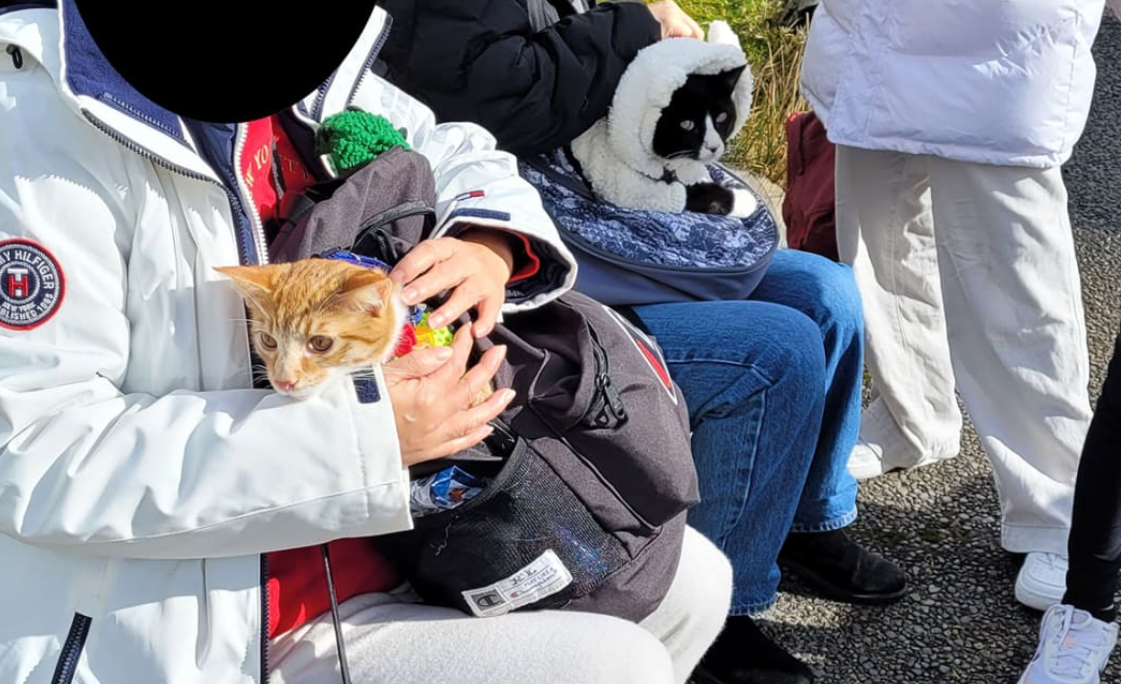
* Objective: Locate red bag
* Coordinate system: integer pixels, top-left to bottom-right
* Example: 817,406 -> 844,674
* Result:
782,110 -> 838,261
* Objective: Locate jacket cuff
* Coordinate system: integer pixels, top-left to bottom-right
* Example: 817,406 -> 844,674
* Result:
345,373 -> 415,536
437,207 -> 576,309
452,224 -> 542,284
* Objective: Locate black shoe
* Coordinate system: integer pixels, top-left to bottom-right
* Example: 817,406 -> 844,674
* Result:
691,616 -> 814,684
777,528 -> 908,605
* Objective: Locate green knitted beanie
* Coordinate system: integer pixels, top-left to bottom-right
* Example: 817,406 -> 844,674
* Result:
314,109 -> 410,174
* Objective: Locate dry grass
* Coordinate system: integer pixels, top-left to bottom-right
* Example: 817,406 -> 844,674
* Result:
678,0 -> 811,188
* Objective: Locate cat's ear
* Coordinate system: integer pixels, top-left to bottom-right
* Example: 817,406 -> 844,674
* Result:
721,64 -> 747,92
214,265 -> 273,297
328,269 -> 394,315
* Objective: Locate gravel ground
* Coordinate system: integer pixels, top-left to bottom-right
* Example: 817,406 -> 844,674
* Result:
754,11 -> 1121,684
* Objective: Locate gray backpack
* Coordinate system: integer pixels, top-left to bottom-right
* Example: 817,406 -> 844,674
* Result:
269,141 -> 700,626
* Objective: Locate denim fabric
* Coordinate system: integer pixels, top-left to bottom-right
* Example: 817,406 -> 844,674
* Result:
632,248 -> 863,614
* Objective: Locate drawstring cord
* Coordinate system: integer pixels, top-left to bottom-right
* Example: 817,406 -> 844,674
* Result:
321,544 -> 354,684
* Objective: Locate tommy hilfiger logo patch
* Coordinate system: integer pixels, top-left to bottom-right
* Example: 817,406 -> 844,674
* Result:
453,190 -> 486,202
0,239 -> 65,331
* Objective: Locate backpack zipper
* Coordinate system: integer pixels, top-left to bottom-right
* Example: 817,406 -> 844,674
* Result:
527,325 -> 651,531
581,323 -> 626,429
352,200 -> 436,257
531,408 -> 656,532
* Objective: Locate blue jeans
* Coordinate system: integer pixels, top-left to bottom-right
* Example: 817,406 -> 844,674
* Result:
631,248 -> 863,615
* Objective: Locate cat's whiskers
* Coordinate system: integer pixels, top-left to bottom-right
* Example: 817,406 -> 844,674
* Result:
250,364 -> 272,385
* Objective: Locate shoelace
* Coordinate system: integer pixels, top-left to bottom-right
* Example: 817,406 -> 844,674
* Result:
1049,605 -> 1106,678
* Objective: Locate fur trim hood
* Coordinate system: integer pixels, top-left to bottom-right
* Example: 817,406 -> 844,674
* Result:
603,20 -> 753,177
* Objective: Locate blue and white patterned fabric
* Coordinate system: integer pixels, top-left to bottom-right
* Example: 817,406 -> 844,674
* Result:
518,148 -> 780,306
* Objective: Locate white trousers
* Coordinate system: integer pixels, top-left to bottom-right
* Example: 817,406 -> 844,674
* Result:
835,145 -> 1095,555
268,525 -> 733,684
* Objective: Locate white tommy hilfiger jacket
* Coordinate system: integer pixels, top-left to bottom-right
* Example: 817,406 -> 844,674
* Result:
0,2 -> 577,683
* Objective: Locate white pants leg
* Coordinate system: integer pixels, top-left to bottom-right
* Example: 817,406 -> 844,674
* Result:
925,155 -> 1092,554
835,145 -> 964,469
836,144 -> 1094,555
268,526 -> 733,684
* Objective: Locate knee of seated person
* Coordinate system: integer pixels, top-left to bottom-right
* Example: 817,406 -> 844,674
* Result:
798,258 -> 864,336
569,618 -> 677,684
711,302 -> 826,369
655,526 -> 734,628
761,310 -> 828,392
680,525 -> 734,606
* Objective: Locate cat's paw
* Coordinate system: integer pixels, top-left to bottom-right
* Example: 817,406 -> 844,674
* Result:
727,188 -> 759,218
685,182 -> 735,215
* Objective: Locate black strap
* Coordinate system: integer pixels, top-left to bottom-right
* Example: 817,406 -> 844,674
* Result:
321,544 -> 354,684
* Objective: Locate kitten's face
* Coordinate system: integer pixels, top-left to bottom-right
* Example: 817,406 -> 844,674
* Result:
651,66 -> 746,164
216,259 -> 405,400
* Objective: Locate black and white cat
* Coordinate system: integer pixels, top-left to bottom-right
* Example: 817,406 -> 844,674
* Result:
570,20 -> 757,217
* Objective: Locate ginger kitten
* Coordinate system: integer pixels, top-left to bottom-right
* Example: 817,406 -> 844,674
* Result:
216,257 -> 493,405
216,258 -> 410,400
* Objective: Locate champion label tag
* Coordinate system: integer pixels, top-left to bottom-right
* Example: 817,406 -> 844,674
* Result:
0,239 -> 65,331
461,549 -> 573,618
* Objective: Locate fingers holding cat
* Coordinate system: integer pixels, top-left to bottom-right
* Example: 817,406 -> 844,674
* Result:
383,326 -> 515,466
388,231 -> 515,339
647,0 -> 705,40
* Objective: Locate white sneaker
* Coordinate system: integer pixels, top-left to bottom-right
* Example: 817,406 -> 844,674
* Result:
1017,552 -> 1070,611
847,439 -> 888,480
1018,604 -> 1119,683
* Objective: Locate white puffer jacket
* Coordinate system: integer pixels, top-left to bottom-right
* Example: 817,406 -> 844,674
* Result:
800,0 -> 1107,168
0,2 -> 576,683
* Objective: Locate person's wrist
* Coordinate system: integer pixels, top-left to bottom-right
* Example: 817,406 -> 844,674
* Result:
458,227 -> 516,277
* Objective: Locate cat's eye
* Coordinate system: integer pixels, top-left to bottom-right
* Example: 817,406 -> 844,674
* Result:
308,335 -> 334,353
258,332 -> 277,351
716,113 -> 729,123
680,120 -> 695,131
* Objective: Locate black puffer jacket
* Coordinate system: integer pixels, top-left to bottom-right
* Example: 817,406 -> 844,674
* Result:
375,0 -> 661,158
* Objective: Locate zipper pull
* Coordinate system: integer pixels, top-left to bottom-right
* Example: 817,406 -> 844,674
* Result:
603,376 -> 627,424
6,45 -> 23,70
588,374 -> 626,428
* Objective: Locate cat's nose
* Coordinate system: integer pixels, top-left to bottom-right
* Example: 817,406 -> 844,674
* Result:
274,378 -> 297,393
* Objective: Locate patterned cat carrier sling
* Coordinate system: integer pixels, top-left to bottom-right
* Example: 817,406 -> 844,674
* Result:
268,123 -> 700,683
521,149 -> 780,307
514,18 -> 780,308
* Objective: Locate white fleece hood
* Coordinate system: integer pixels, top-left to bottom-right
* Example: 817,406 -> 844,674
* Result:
570,21 -> 754,213
607,20 -> 752,177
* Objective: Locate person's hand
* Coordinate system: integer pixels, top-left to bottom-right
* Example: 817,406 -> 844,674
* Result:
647,1 -> 705,40
388,230 -> 515,338
383,326 -> 515,467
